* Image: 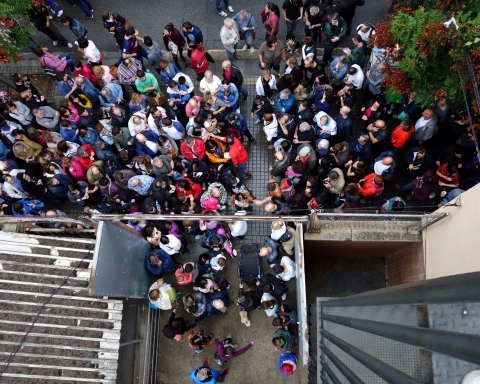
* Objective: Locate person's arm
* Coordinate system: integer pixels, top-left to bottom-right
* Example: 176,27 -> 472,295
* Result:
253,196 -> 272,205
230,341 -> 254,358
281,48 -> 287,62
282,7 -> 288,21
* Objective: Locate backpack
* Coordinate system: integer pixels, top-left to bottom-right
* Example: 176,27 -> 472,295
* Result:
215,277 -> 230,291
214,351 -> 228,365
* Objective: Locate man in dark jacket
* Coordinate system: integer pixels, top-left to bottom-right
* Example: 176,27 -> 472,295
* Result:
404,147 -> 433,180
146,248 -> 176,276
78,107 -> 100,128
257,273 -> 288,301
29,4 -> 72,48
222,60 -> 248,101
46,174 -> 72,200
17,170 -> 48,199
351,133 -> 373,161
332,0 -> 365,36
99,196 -> 135,213
150,175 -> 174,204
226,113 -> 256,144
335,106 -> 354,143
205,290 -> 230,316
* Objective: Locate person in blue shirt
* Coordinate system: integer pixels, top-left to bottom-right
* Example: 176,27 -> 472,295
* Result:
182,22 -> 203,58
75,76 -> 100,104
77,126 -> 100,146
205,290 -> 230,316
0,140 -> 10,160
99,83 -> 124,108
12,199 -> 44,216
276,89 -> 295,114
329,56 -> 348,87
59,121 -> 79,143
159,61 -> 181,85
146,248 -> 176,275
60,16 -> 88,39
232,10 -> 258,52
189,362 -> 227,384
55,72 -> 79,98
218,80 -> 239,113
46,174 -> 73,200
278,352 -> 297,376
167,80 -> 190,106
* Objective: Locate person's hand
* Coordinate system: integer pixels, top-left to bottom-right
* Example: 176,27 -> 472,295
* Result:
435,161 -> 441,166
239,283 -> 243,289
256,280 -> 260,286
46,20 -> 50,28
332,36 -> 339,42
251,341 -> 255,345
116,98 -> 123,104
438,181 -> 446,186
37,179 -> 42,185
362,115 -> 368,121
366,70 -> 370,78
408,164 -> 414,170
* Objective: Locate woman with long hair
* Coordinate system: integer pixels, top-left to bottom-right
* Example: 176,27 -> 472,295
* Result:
262,2 -> 280,39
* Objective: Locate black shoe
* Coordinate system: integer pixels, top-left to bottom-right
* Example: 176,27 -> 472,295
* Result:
181,56 -> 187,62
249,138 -> 256,145
243,92 -> 249,101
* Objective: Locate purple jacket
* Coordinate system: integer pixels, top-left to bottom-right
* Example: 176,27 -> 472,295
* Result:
39,52 -> 67,72
214,339 -> 253,360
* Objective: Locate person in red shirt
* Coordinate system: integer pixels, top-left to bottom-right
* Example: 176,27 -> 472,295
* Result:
358,173 -> 384,199
180,136 -> 206,162
212,134 -> 251,179
189,42 -> 210,81
390,119 -> 414,151
262,2 -> 280,39
76,144 -> 95,170
176,178 -> 202,200
434,162 -> 459,189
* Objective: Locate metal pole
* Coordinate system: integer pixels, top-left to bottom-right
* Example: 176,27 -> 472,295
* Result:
321,361 -> 342,384
309,213 -> 443,219
321,330 -> 422,384
416,212 -> 450,233
320,344 -> 365,384
0,216 -> 89,225
92,213 -> 310,222
322,272 -> 480,307
322,313 -> 480,366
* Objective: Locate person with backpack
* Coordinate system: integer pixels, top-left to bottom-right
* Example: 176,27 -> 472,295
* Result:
356,22 -> 376,45
322,13 -> 347,65
332,0 -> 365,36
213,333 -> 254,365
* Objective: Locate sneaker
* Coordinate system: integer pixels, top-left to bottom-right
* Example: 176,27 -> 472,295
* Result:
227,5 -> 234,12
49,15 -> 53,19
232,249 -> 237,257
249,138 -> 256,145
242,44 -> 248,50
67,42 -> 73,48
268,144 -> 274,149
90,8 -> 94,12
250,46 -> 254,53
429,192 -> 436,199
220,205 -> 226,210
56,10 -> 63,17
243,173 -> 252,180
86,15 -> 93,19
243,92 -> 249,101
268,97 -> 274,105
223,368 -> 229,375
203,359 -> 209,366
245,320 -> 251,327
52,40 -> 58,46
227,332 -> 232,339
281,293 -> 287,300
219,11 -> 227,17
74,41 -> 79,46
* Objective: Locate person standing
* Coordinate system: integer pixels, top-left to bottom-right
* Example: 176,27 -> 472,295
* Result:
182,22 -> 204,59
216,0 -> 235,17
258,35 -> 286,77
220,18 -> 240,63
163,23 -> 187,69
262,2 -> 280,40
189,42 -> 210,81
282,0 -> 303,41
67,0 -> 94,19
232,9 -> 258,53
322,13 -> 347,64
29,4 -> 73,48
189,361 -> 228,384
332,0 -> 365,36
222,60 -> 248,101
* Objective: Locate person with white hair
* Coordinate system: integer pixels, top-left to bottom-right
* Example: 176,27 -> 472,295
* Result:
314,111 -> 337,138
199,71 -> 222,96
99,83 -> 124,108
276,89 -> 295,114
128,112 -> 149,137
232,9 -> 258,53
220,18 -> 239,62
127,175 -> 154,195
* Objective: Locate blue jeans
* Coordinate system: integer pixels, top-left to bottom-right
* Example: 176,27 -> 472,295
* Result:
243,33 -> 254,48
238,86 -> 248,97
48,1 -> 62,14
215,0 -> 230,12
226,46 -> 236,62
285,20 -> 300,39
399,180 -> 414,192
69,0 -> 93,17
58,53 -> 74,72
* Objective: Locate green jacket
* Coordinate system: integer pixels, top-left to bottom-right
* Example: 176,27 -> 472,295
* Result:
135,73 -> 160,95
323,16 -> 347,49
87,160 -> 105,185
112,127 -> 134,151
349,44 -> 367,68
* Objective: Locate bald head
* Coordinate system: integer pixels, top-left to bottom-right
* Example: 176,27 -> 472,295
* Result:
382,156 -> 394,165
74,76 -> 85,85
211,187 -> 220,197
422,108 -> 435,120
136,133 -> 146,143
45,210 -> 58,218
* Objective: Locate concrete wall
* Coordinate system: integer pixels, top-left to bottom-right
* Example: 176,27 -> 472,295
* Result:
424,183 -> 480,279
304,240 -> 419,258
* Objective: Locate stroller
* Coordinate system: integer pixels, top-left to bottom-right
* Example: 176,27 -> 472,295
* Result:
218,162 -> 256,198
237,245 -> 262,284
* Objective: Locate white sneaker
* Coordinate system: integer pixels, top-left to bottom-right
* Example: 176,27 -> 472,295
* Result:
57,10 -> 63,17
67,43 -> 73,48
242,44 -> 248,50
232,249 -> 237,257
48,15 -> 53,19
52,41 -> 58,47
219,11 -> 227,17
227,5 -> 234,12
74,41 -> 79,46
268,97 -> 274,105
245,320 -> 251,327
250,47 -> 254,53
281,293 -> 287,300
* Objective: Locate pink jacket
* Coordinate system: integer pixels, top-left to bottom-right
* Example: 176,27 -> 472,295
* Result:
66,157 -> 87,181
200,196 -> 219,213
99,65 -> 120,85
61,106 -> 80,124
39,52 -> 67,72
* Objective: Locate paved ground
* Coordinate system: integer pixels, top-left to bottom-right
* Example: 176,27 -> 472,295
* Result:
31,0 -> 390,52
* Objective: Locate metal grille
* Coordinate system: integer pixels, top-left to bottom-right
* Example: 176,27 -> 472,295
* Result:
0,231 -> 122,383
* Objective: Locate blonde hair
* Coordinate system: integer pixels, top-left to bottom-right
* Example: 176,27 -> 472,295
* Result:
271,221 -> 284,230
92,65 -> 105,77
131,92 -> 142,104
262,69 -> 272,78
288,57 -> 298,68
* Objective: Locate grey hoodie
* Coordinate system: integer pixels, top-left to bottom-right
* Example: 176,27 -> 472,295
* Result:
35,106 -> 59,132
147,41 -> 164,69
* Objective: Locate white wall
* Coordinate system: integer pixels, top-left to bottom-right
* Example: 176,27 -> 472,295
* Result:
424,183 -> 480,279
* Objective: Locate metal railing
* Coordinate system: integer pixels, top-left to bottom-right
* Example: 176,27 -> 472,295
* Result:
314,272 -> 480,384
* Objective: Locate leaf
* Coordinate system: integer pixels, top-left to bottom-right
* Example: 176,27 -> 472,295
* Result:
474,37 -> 480,43
465,41 -> 473,46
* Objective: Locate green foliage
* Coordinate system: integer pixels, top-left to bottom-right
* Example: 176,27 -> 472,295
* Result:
0,0 -> 36,64
387,0 -> 480,108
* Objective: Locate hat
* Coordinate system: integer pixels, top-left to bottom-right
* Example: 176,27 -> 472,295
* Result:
281,362 -> 296,375
94,140 -> 104,149
298,146 -> 311,157
125,27 -> 136,36
282,179 -> 291,189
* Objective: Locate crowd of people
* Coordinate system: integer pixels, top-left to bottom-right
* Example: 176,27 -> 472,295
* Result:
1,0 -> 479,381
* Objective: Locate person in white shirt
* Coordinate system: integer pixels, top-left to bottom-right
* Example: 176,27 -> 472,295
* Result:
159,234 -> 182,255
173,73 -> 194,95
228,220 -> 247,238
128,112 -> 149,137
345,64 -> 365,90
77,38 -> 101,64
263,113 -> 278,144
199,71 -> 222,95
255,71 -> 277,101
272,256 -> 296,281
314,111 -> 337,137
260,292 -> 278,317
136,133 -> 158,154
373,156 -> 394,175
2,174 -> 28,199
356,23 -> 376,45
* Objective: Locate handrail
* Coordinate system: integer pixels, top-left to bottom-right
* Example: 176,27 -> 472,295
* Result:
92,213 -> 310,222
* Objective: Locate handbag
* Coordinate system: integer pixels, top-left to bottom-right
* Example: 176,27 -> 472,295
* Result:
205,51 -> 215,63
239,14 -> 254,40
167,38 -> 179,55
109,65 -> 119,80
